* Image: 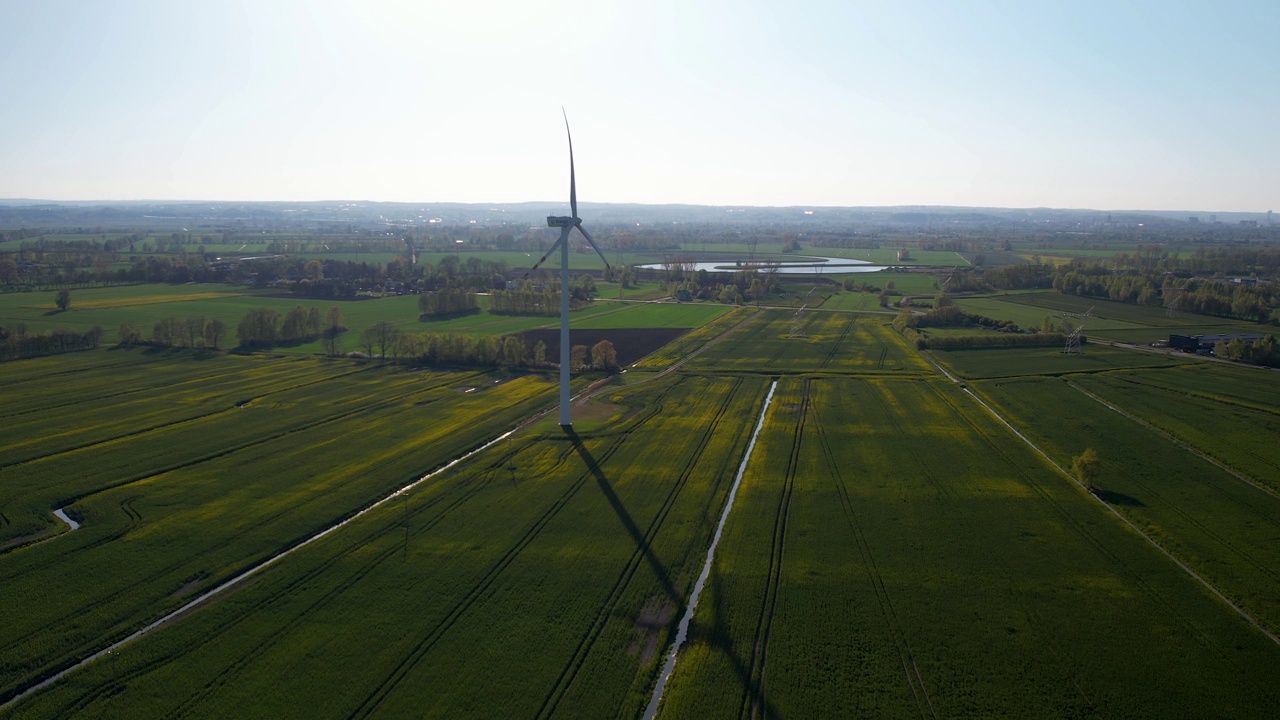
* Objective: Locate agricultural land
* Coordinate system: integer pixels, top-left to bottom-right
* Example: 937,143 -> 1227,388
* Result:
3,212 -> 1280,718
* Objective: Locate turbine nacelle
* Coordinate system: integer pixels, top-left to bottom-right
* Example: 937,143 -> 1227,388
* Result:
547,216 -> 575,228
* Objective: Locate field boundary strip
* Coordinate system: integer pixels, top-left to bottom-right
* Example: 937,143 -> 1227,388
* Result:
0,426 -> 524,712
643,380 -> 778,720
535,377 -> 751,719
740,378 -> 807,720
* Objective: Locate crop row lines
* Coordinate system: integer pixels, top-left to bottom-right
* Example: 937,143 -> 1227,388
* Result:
536,377 -> 745,719
159,475 -> 504,720
348,424 -> 650,719
739,379 -> 807,720
0,372 -> 490,672
0,355 -> 301,422
1075,377 -> 1280,499
810,383 -> 937,719
951,379 -> 1239,657
0,363 -> 381,477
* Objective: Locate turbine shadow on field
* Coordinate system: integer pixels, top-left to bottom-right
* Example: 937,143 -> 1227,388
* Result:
564,428 -> 680,605
565,428 -> 777,717
1095,488 -> 1146,507
709,568 -> 780,719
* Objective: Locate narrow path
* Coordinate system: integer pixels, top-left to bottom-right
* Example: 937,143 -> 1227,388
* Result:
642,380 -> 778,720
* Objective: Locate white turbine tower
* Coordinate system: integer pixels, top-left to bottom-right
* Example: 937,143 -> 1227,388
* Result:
526,112 -> 609,427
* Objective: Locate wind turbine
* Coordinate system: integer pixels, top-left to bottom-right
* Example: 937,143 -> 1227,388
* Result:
526,112 -> 610,427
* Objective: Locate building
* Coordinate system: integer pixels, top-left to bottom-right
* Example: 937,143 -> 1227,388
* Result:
1168,333 -> 1265,354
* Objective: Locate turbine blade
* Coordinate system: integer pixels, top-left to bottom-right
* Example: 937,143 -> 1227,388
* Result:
524,236 -> 565,278
575,225 -> 610,269
564,109 -> 577,219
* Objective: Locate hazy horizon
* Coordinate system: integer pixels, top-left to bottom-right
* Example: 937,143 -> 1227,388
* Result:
3,1 -> 1276,212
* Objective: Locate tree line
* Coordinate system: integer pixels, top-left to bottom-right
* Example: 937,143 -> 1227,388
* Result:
354,320 -> 619,371
1215,335 -> 1280,368
418,288 -> 479,318
119,317 -> 228,350
0,324 -> 102,361
237,306 -> 344,350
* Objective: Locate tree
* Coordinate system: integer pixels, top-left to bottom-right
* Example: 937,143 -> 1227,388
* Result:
591,339 -> 618,370
203,318 -> 226,350
533,340 -> 548,366
55,289 -> 71,312
502,336 -> 526,366
185,316 -> 205,347
1071,448 -> 1102,492
374,321 -> 399,359
360,326 -> 378,357
306,306 -> 322,337
570,344 -> 588,370
324,306 -> 343,356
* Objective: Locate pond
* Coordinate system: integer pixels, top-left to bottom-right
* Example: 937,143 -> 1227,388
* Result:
636,255 -> 889,276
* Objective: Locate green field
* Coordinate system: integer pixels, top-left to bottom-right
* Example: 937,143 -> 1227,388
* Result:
656,376 -> 1280,717
929,344 -> 1194,379
682,309 -> 929,374
971,374 -> 1280,636
4,279 -> 1280,718
955,291 -> 1272,346
0,350 -> 560,702
0,284 -> 716,355
5,373 -> 770,718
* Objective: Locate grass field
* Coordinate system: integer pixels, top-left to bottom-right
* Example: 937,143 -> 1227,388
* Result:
682,309 -> 929,374
972,375 -> 1280,637
5,277 -> 1280,718
656,376 -> 1280,717
0,349 -> 561,702
929,344 -> 1194,379
0,284 -> 717,355
5,374 -> 772,718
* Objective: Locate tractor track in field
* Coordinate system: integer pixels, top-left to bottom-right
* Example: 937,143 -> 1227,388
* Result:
52,471 -> 498,720
0,362 -> 390,475
536,377 -> 748,719
819,314 -> 855,369
740,379 -> 807,720
1117,372 -> 1280,418
2,311 -> 760,712
862,381 -> 943,717
347,422 -> 650,719
811,381 -> 937,720
924,383 -> 1111,712
0,353 -> 179,391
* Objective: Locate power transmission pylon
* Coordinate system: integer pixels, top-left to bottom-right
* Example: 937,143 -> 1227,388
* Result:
1061,307 -> 1093,354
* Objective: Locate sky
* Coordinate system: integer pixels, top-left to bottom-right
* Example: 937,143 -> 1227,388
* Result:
1,0 -> 1277,212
